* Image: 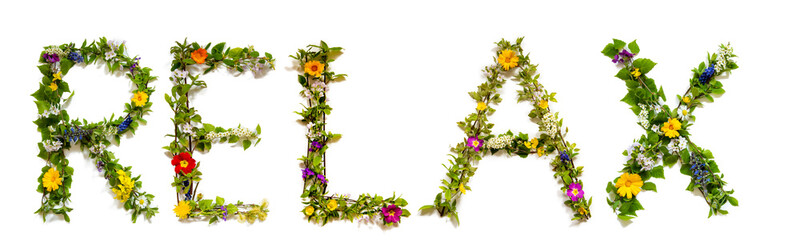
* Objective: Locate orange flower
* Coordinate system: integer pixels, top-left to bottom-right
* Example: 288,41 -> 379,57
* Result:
191,48 -> 208,64
304,61 -> 325,78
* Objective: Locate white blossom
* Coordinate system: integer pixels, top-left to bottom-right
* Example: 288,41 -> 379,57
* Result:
43,139 -> 63,152
486,135 -> 513,149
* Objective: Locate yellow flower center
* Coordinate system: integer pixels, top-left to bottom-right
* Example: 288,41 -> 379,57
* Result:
625,181 -> 632,187
180,160 -> 189,168
388,210 -> 396,217
572,188 -> 579,195
472,140 -> 480,146
682,110 -> 688,115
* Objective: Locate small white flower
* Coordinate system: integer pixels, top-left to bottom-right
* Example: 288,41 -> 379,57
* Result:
542,112 -> 559,136
667,139 -> 681,154
677,137 -> 688,150
43,139 -> 63,152
89,143 -> 107,154
104,51 -> 117,61
172,70 -> 188,80
636,154 -> 655,171
637,110 -> 650,129
651,125 -> 662,135
677,106 -> 690,121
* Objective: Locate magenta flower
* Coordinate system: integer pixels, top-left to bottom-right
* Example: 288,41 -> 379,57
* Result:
466,136 -> 483,152
382,204 -> 402,223
308,141 -> 323,152
302,168 -> 315,179
43,53 -> 60,63
567,183 -> 584,201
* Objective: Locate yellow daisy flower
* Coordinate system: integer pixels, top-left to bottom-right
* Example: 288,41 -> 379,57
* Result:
326,199 -> 338,211
303,206 -> 315,216
42,167 -> 62,192
131,91 -> 148,107
174,201 -> 191,219
615,172 -> 643,199
476,102 -> 487,111
304,60 -> 325,78
631,68 -> 641,78
538,100 -> 549,109
49,82 -> 58,91
660,118 -> 682,138
497,49 -> 519,71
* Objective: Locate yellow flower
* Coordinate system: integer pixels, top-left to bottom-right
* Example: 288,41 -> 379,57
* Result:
538,100 -> 549,109
49,82 -> 58,91
631,68 -> 641,78
303,206 -> 315,216
173,201 -> 191,219
326,199 -> 338,211
476,102 -> 487,111
458,183 -> 466,194
42,167 -> 62,192
682,96 -> 691,104
304,60 -> 325,78
537,146 -> 545,157
113,170 -> 134,203
53,71 -> 62,81
578,207 -> 588,215
131,91 -> 148,107
497,49 -> 519,71
660,118 -> 682,138
524,138 -> 538,149
615,172 -> 643,199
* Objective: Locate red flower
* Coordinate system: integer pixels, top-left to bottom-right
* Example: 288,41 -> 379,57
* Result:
171,152 -> 196,174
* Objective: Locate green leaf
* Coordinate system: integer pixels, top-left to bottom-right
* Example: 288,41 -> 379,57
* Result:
642,182 -> 657,192
728,196 -> 739,206
602,43 -> 618,58
628,40 -> 640,54
613,39 -> 626,50
650,166 -> 665,179
632,58 -> 657,74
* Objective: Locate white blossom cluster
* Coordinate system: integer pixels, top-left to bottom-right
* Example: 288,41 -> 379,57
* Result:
205,127 -> 256,140
89,143 -> 107,154
172,69 -> 189,81
666,137 -> 689,154
104,51 -> 117,61
542,112 -> 559,137
44,46 -> 67,58
38,104 -> 61,118
486,135 -> 513,149
637,109 -> 650,129
43,139 -> 63,152
626,142 -> 661,171
179,123 -> 197,137
715,44 -> 734,73
301,81 -> 330,102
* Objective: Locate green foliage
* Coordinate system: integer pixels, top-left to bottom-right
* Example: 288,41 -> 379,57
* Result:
33,38 -> 158,222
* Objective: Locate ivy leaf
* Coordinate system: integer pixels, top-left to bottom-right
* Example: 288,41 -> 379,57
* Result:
632,58 -> 657,74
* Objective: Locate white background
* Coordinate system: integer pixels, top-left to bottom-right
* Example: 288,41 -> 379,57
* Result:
1,0 -> 797,239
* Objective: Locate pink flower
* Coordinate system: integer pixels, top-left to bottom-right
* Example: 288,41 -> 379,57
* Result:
381,204 -> 402,223
466,136 -> 483,152
567,183 -> 584,201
